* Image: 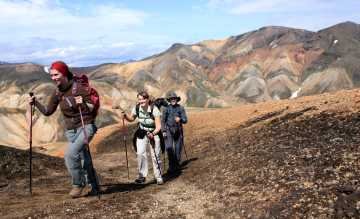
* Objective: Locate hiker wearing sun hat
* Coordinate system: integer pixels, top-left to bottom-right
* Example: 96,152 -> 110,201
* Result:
162,91 -> 187,174
28,60 -> 99,198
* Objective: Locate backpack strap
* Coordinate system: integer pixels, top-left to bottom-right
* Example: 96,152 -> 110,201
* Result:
164,106 -> 169,124
136,104 -> 140,118
136,104 -> 154,120
149,104 -> 154,120
55,89 -> 64,101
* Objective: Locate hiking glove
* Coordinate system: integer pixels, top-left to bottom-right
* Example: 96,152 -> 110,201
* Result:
29,95 -> 36,105
74,96 -> 83,105
147,132 -> 154,139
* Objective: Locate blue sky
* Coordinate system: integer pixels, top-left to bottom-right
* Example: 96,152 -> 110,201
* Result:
0,0 -> 359,66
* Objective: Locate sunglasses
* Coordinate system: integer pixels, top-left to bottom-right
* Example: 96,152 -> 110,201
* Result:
167,97 -> 178,101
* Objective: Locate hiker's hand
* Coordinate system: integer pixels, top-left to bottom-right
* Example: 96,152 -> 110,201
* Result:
28,95 -> 36,105
74,96 -> 83,105
147,132 -> 154,139
121,111 -> 126,119
162,132 -> 167,138
175,116 -> 181,123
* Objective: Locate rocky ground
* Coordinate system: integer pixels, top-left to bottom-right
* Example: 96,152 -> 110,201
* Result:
1,89 -> 360,218
188,107 -> 360,218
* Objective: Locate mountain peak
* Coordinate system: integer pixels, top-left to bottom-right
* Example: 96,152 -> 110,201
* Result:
320,21 -> 360,33
168,43 -> 186,51
335,21 -> 359,27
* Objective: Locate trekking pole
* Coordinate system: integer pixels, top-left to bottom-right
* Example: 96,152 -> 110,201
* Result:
122,118 -> 130,179
78,106 -> 100,200
29,92 -> 34,196
149,137 -> 162,176
163,148 -> 166,171
180,125 -> 188,160
161,130 -> 166,171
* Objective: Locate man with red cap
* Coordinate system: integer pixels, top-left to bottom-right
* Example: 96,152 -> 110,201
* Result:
29,61 -> 98,198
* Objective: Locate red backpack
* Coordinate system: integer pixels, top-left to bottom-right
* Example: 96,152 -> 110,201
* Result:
73,74 -> 100,116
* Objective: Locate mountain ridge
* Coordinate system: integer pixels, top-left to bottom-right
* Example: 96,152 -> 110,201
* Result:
1,21 -> 359,146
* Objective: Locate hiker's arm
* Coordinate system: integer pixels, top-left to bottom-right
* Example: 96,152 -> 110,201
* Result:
161,108 -> 168,127
123,112 -> 135,122
151,106 -> 162,135
147,116 -> 161,140
32,91 -> 59,116
153,116 -> 161,135
123,106 -> 136,122
160,108 -> 167,137
179,106 -> 188,124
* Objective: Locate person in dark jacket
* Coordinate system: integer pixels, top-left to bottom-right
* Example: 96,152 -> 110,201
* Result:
29,61 -> 98,198
162,92 -> 187,174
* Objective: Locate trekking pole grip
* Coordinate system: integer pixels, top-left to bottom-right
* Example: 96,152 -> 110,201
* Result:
29,92 -> 35,106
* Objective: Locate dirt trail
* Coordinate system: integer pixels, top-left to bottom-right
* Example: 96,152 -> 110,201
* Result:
0,146 -> 215,218
144,178 -> 210,218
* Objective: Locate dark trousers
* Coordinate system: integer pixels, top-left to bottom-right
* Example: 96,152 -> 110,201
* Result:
165,129 -> 183,171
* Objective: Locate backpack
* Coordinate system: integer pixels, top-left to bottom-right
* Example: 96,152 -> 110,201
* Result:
73,74 -> 100,116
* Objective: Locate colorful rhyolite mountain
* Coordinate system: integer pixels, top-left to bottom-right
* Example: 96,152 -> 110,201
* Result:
1,21 -> 359,147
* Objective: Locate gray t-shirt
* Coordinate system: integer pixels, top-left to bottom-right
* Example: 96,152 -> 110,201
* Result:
131,105 -> 161,131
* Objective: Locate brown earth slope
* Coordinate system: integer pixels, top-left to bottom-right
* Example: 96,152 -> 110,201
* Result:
1,89 -> 360,218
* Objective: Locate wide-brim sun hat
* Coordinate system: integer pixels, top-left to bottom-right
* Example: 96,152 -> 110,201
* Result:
166,91 -> 181,102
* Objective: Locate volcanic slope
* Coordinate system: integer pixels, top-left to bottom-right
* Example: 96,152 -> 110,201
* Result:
1,89 -> 360,218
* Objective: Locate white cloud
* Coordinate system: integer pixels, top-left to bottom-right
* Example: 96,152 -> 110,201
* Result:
207,0 -> 237,9
0,0 -> 147,41
0,0 -> 158,65
111,42 -> 135,48
272,12 -> 360,31
206,0 -> 355,15
229,0 -> 295,14
0,38 -> 168,66
204,0 -> 360,32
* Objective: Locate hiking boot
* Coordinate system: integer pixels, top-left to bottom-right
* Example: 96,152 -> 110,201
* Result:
166,168 -> 176,175
156,178 -> 164,185
69,186 -> 84,198
134,176 -> 146,184
86,188 -> 100,197
167,165 -> 181,175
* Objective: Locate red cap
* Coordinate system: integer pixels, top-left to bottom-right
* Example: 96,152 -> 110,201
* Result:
50,61 -> 70,77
